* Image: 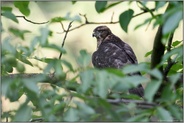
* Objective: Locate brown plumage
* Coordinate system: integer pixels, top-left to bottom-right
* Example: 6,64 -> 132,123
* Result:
92,26 -> 144,97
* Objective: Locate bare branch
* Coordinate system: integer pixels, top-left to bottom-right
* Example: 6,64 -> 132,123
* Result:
79,13 -> 89,23
57,9 -> 155,34
108,98 -> 157,109
60,22 -> 66,32
110,12 -> 114,23
16,15 -> 49,24
58,21 -> 73,59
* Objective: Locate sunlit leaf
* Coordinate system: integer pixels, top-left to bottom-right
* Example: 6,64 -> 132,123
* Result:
14,1 -> 30,16
119,9 -> 134,32
50,13 -> 81,23
172,40 -> 182,47
50,17 -> 67,23
2,6 -> 13,11
72,1 -> 77,4
145,50 -> 152,57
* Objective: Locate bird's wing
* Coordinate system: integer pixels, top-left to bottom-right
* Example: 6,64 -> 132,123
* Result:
123,43 -> 138,64
92,42 -> 132,69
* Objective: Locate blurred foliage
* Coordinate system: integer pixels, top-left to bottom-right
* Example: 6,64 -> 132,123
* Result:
1,1 -> 183,122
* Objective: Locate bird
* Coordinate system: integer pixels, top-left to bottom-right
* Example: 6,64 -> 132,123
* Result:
92,25 -> 144,97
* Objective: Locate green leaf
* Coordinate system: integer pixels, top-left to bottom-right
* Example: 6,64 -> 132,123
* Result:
161,46 -> 182,65
9,27 -> 30,40
50,13 -> 81,23
155,1 -> 167,10
64,108 -> 79,121
72,1 -> 77,4
61,59 -> 74,71
1,11 -> 19,23
23,79 -> 39,94
168,105 -> 182,120
2,37 -> 17,54
122,63 -> 149,74
80,70 -> 94,93
43,44 -> 66,54
172,40 -> 182,47
14,1 -> 30,16
13,103 -> 32,121
76,101 -> 95,115
163,10 -> 182,35
144,80 -> 162,102
39,27 -> 49,45
145,50 -> 152,57
169,73 -> 181,85
76,50 -> 91,67
95,1 -> 107,13
156,107 -> 173,121
50,17 -> 67,23
119,9 -> 134,33
106,1 -> 122,10
16,53 -> 33,66
2,6 -> 13,12
148,69 -> 163,80
134,17 -> 152,30
94,70 -> 109,98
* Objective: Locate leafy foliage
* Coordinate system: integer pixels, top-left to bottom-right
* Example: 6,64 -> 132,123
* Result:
1,1 -> 183,122
119,9 -> 134,32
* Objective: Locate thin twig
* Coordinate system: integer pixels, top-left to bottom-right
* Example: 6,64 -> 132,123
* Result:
57,9 -> 155,34
79,13 -> 89,23
163,33 -> 175,80
58,21 -> 73,59
16,15 -> 49,24
60,22 -> 66,32
110,12 -> 114,23
108,98 -> 157,109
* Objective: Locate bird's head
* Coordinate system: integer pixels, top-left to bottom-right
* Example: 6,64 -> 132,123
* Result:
92,26 -> 112,41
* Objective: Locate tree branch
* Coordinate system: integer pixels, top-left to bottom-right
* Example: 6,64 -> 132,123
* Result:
2,73 -> 157,109
16,15 -> 49,24
163,33 -> 176,80
151,25 -> 165,71
57,9 -> 155,34
58,21 -> 73,59
108,98 -> 157,109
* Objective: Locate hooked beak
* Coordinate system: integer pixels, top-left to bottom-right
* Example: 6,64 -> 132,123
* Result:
92,32 -> 96,37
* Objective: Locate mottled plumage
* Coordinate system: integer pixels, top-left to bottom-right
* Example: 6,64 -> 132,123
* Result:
92,26 -> 144,97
